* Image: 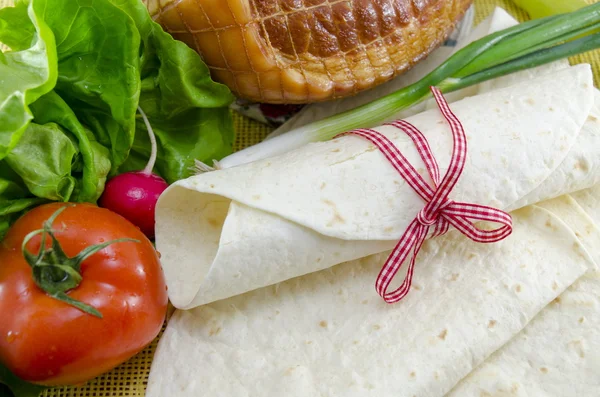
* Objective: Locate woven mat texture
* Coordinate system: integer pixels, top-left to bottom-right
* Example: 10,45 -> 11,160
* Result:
0,0 -> 598,395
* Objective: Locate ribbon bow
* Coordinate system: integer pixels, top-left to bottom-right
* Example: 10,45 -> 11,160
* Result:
338,87 -> 513,304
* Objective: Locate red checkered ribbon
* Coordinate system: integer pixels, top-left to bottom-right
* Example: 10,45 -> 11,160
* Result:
337,87 -> 513,304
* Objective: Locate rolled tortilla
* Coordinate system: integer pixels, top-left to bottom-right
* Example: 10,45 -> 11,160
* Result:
146,205 -> 597,397
156,64 -> 597,309
448,192 -> 600,397
572,184 -> 600,221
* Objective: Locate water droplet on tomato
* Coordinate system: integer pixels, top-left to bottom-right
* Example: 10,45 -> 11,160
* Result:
6,331 -> 19,343
156,251 -> 162,258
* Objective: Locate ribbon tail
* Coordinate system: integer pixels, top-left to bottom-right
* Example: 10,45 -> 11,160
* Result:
375,220 -> 419,297
379,224 -> 429,304
445,202 -> 513,224
443,203 -> 513,243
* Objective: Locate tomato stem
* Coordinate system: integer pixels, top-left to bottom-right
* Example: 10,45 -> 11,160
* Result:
21,205 -> 139,318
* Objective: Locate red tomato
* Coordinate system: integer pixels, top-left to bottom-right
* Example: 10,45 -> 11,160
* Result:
0,203 -> 168,386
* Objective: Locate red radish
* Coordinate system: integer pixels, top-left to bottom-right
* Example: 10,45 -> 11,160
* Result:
99,107 -> 169,239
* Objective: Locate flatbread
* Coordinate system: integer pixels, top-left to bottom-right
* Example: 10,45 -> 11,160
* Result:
147,11 -> 600,396
147,206 -> 594,397
448,192 -> 600,397
156,64 -> 595,309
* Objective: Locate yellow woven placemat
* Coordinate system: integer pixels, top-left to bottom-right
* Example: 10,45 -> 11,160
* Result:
0,0 -> 598,396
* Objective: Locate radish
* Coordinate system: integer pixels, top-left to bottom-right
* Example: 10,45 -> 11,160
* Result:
99,107 -> 169,239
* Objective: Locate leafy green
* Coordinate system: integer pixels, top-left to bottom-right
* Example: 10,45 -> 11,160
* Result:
123,107 -> 235,183
5,122 -> 77,201
30,92 -> 111,202
0,165 -> 46,240
0,363 -> 45,397
110,0 -> 235,179
0,0 -> 57,160
46,0 -> 141,171
0,0 -> 235,238
0,0 -> 35,51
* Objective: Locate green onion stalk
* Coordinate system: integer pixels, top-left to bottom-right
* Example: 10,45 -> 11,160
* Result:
207,3 -> 600,170
512,0 -> 589,20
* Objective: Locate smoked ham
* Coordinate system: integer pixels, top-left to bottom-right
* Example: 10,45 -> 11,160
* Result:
144,0 -> 473,103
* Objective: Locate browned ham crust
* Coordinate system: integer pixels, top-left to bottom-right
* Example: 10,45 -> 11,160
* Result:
144,0 -> 473,103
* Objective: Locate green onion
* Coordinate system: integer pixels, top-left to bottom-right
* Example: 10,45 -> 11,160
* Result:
210,3 -> 600,170
512,0 -> 589,20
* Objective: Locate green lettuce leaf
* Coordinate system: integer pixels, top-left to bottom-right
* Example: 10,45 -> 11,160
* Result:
38,0 -> 141,172
39,0 -> 235,181
112,0 -> 234,115
30,92 -> 111,202
5,122 -> 77,202
0,165 -> 47,240
122,107 -> 234,183
0,363 -> 45,397
0,0 -> 235,237
0,0 -> 57,160
0,0 -> 35,51
112,0 -> 235,182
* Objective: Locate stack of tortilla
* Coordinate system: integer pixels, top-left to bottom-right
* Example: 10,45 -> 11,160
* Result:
147,9 -> 600,397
